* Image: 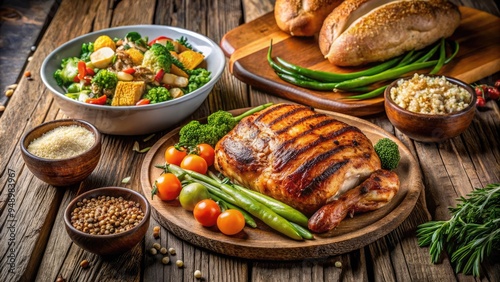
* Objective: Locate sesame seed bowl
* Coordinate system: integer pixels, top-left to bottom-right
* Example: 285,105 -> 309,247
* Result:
63,187 -> 151,256
384,74 -> 476,143
20,119 -> 101,186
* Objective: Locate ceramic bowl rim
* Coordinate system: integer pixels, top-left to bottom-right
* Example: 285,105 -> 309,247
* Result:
63,186 -> 151,239
20,118 -> 101,163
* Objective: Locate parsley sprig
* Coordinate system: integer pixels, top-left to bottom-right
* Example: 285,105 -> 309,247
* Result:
416,183 -> 500,277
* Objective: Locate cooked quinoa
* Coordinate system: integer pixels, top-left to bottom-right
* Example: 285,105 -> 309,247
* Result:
390,73 -> 471,114
27,125 -> 95,159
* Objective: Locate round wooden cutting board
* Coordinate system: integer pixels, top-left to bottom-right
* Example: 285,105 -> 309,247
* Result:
140,108 -> 423,260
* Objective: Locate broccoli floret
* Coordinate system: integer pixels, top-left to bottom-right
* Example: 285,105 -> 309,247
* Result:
80,42 -> 94,62
374,138 -> 400,170
178,103 -> 273,147
142,43 -> 173,73
144,87 -> 172,104
185,68 -> 211,93
178,120 -> 220,147
91,69 -> 118,93
53,57 -> 80,86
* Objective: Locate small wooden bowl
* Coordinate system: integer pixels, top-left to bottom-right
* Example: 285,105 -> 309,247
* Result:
63,187 -> 151,256
20,119 -> 101,186
384,75 -> 476,143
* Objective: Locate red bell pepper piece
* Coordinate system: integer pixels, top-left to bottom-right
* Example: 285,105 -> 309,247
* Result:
154,69 -> 165,83
85,95 -> 107,105
136,98 -> 150,106
148,36 -> 171,46
123,67 -> 136,75
86,67 -> 95,76
77,61 -> 87,80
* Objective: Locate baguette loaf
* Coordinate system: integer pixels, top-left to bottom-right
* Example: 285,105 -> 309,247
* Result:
319,0 -> 461,66
275,0 -> 344,36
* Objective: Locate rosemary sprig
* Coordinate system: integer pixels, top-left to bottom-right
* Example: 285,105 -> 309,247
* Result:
416,183 -> 500,277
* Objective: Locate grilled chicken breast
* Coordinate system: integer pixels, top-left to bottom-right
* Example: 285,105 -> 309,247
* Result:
308,169 -> 400,233
214,103 -> 382,216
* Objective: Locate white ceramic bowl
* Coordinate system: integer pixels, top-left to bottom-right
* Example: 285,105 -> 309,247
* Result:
41,25 -> 225,135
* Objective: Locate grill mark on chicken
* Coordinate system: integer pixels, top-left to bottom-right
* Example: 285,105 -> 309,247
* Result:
275,113 -> 325,135
296,159 -> 350,197
274,125 -> 361,171
253,103 -> 291,123
268,106 -> 311,127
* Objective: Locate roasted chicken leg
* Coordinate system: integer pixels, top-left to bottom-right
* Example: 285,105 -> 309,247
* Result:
307,169 -> 400,233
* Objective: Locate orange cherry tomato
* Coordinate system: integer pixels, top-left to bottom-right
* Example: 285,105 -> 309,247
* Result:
217,209 -> 246,235
152,173 -> 182,201
193,199 -> 221,227
180,154 -> 208,175
136,98 -> 150,106
196,143 -> 215,167
164,145 -> 188,166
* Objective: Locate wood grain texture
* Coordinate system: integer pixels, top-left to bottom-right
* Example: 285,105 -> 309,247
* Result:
221,6 -> 500,116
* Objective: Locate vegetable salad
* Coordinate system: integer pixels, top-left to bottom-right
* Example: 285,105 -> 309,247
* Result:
54,31 -> 211,106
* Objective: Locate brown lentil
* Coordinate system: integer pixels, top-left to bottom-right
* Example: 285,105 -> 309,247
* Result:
194,270 -> 202,279
335,261 -> 342,268
161,256 -> 170,265
0,105 -> 5,112
153,225 -> 160,238
152,243 -> 161,250
7,84 -> 17,90
70,195 -> 144,235
168,247 -> 176,255
24,71 -> 31,77
80,259 -> 90,269
150,247 -> 158,255
5,89 -> 13,97
176,260 -> 184,268
160,247 -> 167,254
56,274 -> 66,282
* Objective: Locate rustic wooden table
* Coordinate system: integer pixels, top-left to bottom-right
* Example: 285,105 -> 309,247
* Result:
0,0 -> 499,281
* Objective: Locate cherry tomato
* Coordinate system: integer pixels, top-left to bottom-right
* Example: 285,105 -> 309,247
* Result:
136,98 -> 150,106
164,145 -> 188,166
122,67 -> 136,75
476,96 -> 486,107
86,67 -> 95,76
152,173 -> 182,201
178,183 -> 210,211
149,36 -> 172,46
217,209 -> 246,235
196,143 -> 215,167
193,199 -> 221,227
180,154 -> 208,174
494,79 -> 500,90
487,87 -> 500,100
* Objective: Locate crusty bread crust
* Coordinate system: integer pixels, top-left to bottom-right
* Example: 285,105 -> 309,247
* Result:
275,0 -> 344,36
319,0 -> 461,66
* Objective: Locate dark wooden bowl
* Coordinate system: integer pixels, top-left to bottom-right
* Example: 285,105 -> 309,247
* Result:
20,119 -> 101,186
384,75 -> 476,143
63,187 -> 151,256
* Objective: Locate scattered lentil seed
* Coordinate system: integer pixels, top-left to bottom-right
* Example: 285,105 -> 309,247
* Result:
161,256 -> 170,265
335,261 -> 342,268
70,195 -> 144,235
194,270 -> 202,279
7,84 -> 17,90
153,243 -> 161,250
5,89 -> 14,97
0,106 -> 5,112
80,259 -> 90,269
160,247 -> 167,254
56,274 -> 66,282
168,247 -> 176,255
24,71 -> 31,77
176,260 -> 183,268
153,226 -> 160,238
28,56 -> 33,62
31,45 -> 36,52
150,248 -> 158,255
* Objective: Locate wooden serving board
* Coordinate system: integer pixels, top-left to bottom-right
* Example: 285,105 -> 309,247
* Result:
220,6 -> 500,116
140,108 -> 423,260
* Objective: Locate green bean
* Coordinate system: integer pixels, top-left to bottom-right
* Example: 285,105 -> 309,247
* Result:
397,49 -> 416,66
166,165 -> 303,240
267,41 -> 316,82
290,222 -> 314,240
430,38 -> 446,74
346,85 -> 388,100
274,53 -> 403,83
209,193 -> 257,228
415,40 -> 441,63
276,72 -> 337,90
232,184 -> 309,227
